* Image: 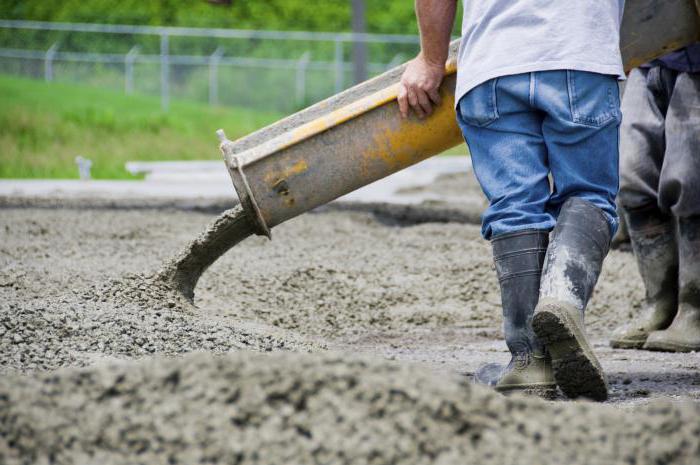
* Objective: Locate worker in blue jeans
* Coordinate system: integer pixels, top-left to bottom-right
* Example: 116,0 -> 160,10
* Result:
399,0 -> 625,401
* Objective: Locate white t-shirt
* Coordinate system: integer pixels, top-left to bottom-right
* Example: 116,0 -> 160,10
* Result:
456,0 -> 626,104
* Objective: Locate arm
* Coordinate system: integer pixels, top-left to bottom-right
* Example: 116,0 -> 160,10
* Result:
398,0 -> 457,118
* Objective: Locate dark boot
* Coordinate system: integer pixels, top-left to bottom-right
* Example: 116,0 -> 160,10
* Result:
610,202 -> 630,250
474,230 -> 555,397
532,198 -> 611,401
644,216 -> 700,352
610,205 -> 678,349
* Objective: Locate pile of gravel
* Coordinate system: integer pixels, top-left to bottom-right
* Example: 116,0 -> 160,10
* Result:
1,350 -> 698,465
81,272 -> 193,311
1,279 -> 312,374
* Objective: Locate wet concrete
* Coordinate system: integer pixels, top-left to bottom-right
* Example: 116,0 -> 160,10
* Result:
2,351 -> 699,465
157,205 -> 255,301
1,188 -> 698,463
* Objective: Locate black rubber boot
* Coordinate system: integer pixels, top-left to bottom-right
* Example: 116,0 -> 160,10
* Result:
644,216 -> 700,352
610,202 -> 630,250
610,205 -> 678,349
532,198 -> 611,401
474,230 -> 555,398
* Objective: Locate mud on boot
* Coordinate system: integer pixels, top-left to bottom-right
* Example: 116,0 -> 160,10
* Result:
610,205 -> 678,349
644,216 -> 700,352
475,352 -> 555,398
532,198 -> 612,401
474,230 -> 556,398
533,299 -> 607,401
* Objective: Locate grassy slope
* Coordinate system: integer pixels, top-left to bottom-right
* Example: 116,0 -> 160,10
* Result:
0,75 -> 467,179
0,76 -> 281,179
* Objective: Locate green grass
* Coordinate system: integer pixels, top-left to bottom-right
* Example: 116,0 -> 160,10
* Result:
441,143 -> 469,156
0,75 -> 468,179
0,75 -> 282,179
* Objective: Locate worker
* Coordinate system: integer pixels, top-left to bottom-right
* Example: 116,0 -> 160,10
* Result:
399,0 -> 625,401
610,44 -> 700,352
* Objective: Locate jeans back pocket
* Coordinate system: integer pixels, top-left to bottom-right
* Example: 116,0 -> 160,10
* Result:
566,70 -> 621,127
458,78 -> 499,127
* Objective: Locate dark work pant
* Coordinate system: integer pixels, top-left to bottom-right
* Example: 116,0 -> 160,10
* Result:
618,67 -> 700,217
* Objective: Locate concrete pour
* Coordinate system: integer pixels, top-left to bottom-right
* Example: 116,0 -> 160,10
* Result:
2,351 -> 699,465
1,172 -> 699,463
157,205 -> 256,301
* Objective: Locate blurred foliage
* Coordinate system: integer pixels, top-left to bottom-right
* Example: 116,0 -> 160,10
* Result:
0,0 -> 453,34
0,1 -> 464,82
0,74 -> 466,179
0,1 -> 468,178
0,1 -> 466,65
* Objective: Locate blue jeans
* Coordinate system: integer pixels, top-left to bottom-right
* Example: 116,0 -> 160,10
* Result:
456,70 -> 621,240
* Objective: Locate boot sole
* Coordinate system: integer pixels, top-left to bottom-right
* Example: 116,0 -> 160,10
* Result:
496,384 -> 557,400
609,337 -> 646,350
532,301 -> 608,401
642,339 -> 700,352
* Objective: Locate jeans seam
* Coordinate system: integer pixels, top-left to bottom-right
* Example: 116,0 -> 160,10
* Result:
567,70 -> 577,122
567,71 -> 618,127
492,77 -> 500,121
459,80 -> 499,127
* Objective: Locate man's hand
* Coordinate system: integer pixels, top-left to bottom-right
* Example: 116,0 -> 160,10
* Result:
398,53 -> 445,119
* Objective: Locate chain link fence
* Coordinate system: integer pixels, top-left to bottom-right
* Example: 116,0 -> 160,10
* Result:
0,20 -> 421,114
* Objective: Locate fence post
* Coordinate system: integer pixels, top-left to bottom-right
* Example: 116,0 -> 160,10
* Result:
334,39 -> 344,94
351,0 -> 368,84
295,51 -> 310,106
160,33 -> 170,111
209,46 -> 225,106
44,42 -> 59,82
386,53 -> 404,70
124,45 -> 140,94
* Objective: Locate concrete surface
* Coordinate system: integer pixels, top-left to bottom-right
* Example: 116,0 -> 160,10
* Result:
0,156 -> 472,205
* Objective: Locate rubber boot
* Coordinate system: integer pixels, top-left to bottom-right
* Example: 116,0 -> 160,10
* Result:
644,216 -> 700,352
610,205 -> 678,349
474,230 -> 556,398
532,198 -> 611,401
610,202 -> 630,250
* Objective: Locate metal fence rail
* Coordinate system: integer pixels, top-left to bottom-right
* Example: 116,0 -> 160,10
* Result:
0,19 -> 422,112
0,19 -> 421,43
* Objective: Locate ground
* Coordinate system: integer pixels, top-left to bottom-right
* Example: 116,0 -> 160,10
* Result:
1,173 -> 699,464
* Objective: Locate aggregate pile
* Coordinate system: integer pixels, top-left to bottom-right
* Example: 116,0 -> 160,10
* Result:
1,180 -> 698,464
2,351 -> 698,465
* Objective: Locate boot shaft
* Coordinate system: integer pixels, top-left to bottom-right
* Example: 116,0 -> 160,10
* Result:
609,206 -> 678,349
624,204 -> 678,304
642,216 -> 700,352
678,216 -> 700,311
491,230 -> 549,355
475,230 -> 552,393
539,197 -> 612,314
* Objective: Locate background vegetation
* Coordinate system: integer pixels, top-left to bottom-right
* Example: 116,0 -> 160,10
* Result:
0,2 -> 466,179
0,1 -> 462,59
0,75 -> 281,179
0,0 -> 433,34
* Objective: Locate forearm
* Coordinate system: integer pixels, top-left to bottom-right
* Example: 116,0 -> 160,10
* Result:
415,0 -> 456,67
